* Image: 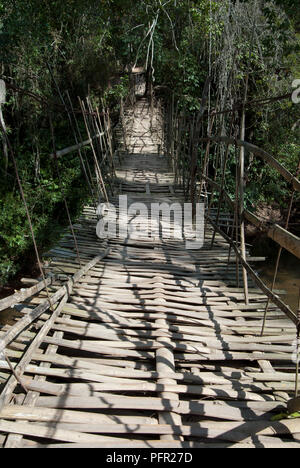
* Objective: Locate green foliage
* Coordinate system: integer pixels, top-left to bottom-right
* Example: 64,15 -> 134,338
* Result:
0,0 -> 125,285
103,76 -> 130,110
0,0 -> 299,286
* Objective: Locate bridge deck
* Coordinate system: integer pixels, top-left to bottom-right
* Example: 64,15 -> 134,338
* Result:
0,100 -> 299,448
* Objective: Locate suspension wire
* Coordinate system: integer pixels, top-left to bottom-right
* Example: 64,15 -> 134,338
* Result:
190,106 -> 204,219
261,156 -> 300,336
212,5 -> 256,297
95,105 -> 115,179
225,123 -> 239,273
103,102 -> 116,178
7,78 -> 291,117
65,90 -> 99,207
0,120 -> 54,312
83,97 -> 110,199
204,92 -> 221,232
234,133 -> 240,288
87,97 -> 115,194
210,92 -> 293,117
239,73 -> 250,305
186,112 -> 196,198
204,143 -> 217,234
46,63 -> 98,208
86,98 -> 103,167
87,98 -> 112,195
236,8 -> 258,305
94,104 -> 115,196
49,113 -> 82,268
79,98 -> 108,203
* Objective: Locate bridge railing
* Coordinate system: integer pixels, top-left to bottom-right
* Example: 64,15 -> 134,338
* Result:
162,93 -> 300,330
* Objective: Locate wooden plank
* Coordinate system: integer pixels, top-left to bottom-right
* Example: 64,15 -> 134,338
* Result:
0,294 -> 69,410
22,379 -> 274,402
49,132 -> 105,159
0,275 -> 56,312
0,250 -> 109,355
34,395 -> 283,421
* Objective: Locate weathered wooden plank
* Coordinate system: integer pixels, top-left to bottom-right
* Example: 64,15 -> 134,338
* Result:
0,250 -> 109,356
0,294 -> 69,410
34,395 -> 283,421
0,405 -> 156,425
0,276 -> 56,313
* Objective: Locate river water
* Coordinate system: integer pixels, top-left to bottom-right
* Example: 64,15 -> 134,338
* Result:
252,240 -> 300,313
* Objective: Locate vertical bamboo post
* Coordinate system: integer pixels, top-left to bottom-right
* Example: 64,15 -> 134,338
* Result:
234,138 -> 240,288
171,99 -> 179,184
120,97 -> 128,155
182,116 -> 190,199
295,291 -> 300,398
49,113 -> 82,268
95,108 -> 108,156
167,101 -> 172,164
261,157 -> 300,335
101,100 -> 113,165
190,112 -> 203,221
106,106 -> 114,165
178,110 -> 186,187
65,91 -> 98,208
170,94 -> 175,174
198,114 -> 215,202
185,114 -> 195,199
210,116 -> 235,248
239,81 -> 249,305
79,98 -> 108,202
90,103 -> 115,197
0,79 -> 8,173
47,65 -> 98,207
86,98 -> 102,162
174,110 -> 182,185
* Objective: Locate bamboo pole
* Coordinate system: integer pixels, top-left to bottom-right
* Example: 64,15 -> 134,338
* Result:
210,116 -> 235,248
261,157 -> 300,335
0,293 -> 69,410
79,98 -> 108,202
239,92 -> 249,305
49,113 -> 82,268
0,251 -> 109,357
0,80 -> 8,173
200,136 -> 300,193
206,215 -> 298,326
198,114 -> 216,202
0,276 -> 56,313
295,291 -> 300,398
201,174 -> 300,260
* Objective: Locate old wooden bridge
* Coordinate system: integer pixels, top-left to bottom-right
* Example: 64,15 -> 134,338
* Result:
0,82 -> 300,448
